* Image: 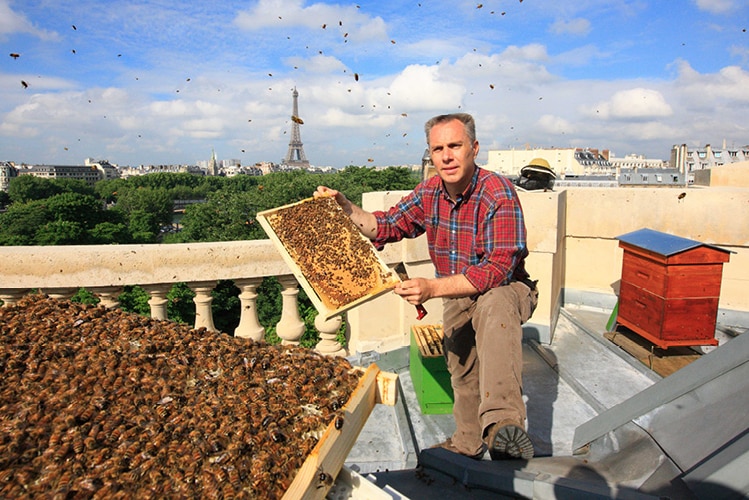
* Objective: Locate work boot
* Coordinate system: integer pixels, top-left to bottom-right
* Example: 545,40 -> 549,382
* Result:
485,421 -> 534,460
429,438 -> 486,460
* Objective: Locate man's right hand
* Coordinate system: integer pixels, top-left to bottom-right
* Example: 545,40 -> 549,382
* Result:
314,186 -> 352,215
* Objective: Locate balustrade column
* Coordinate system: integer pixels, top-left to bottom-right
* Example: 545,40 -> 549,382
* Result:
89,286 -> 122,309
0,289 -> 29,307
314,314 -> 346,357
234,278 -> 265,341
43,288 -> 79,301
190,281 -> 217,332
275,276 -> 305,345
143,284 -> 171,320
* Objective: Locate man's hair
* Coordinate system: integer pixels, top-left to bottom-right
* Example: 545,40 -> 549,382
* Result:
424,113 -> 476,145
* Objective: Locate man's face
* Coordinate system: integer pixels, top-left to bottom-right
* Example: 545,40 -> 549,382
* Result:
428,119 -> 479,196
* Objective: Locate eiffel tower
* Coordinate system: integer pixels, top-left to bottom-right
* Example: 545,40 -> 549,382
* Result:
283,87 -> 310,168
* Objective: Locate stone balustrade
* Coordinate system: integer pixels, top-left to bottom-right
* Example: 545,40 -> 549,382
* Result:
0,239 -> 347,356
2,187 -> 747,355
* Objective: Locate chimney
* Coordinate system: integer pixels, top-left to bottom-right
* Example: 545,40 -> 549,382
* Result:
602,149 -> 610,161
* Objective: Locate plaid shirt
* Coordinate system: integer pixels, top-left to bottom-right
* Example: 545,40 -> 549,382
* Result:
372,166 -> 529,293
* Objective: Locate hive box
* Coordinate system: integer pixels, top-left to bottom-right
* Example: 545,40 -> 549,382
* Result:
615,228 -> 732,349
409,325 -> 454,415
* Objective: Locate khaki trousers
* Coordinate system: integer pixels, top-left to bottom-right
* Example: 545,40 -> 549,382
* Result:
442,281 -> 538,456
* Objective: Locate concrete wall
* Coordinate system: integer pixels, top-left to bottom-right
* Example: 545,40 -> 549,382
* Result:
563,187 -> 749,315
693,162 -> 749,187
352,185 -> 748,352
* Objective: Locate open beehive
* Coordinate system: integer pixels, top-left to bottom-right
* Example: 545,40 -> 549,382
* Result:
0,295 -> 397,500
257,196 -> 400,320
409,324 -> 454,415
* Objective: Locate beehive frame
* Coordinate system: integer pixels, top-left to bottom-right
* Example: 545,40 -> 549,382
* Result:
283,364 -> 398,499
257,196 -> 400,321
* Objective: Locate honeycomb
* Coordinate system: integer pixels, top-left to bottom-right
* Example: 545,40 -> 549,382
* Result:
264,196 -> 396,311
412,324 -> 444,357
0,294 -> 363,499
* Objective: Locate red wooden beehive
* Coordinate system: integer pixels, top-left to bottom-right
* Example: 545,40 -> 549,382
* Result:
615,228 -> 731,349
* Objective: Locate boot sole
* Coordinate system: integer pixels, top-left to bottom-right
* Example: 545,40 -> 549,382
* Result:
489,424 -> 534,460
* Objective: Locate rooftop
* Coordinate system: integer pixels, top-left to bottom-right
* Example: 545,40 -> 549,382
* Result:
1,183 -> 747,498
339,304 -> 749,499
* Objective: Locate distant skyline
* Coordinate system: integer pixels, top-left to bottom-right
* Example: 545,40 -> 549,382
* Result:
1,0 -> 748,168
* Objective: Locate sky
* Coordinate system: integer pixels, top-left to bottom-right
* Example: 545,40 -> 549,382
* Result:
1,0 -> 748,169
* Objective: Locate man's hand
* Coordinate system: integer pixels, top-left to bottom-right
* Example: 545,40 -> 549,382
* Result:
314,186 -> 352,215
395,274 -> 480,303
394,277 -> 431,305
314,185 -> 378,239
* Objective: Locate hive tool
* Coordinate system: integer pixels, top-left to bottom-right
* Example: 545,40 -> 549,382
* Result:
393,262 -> 427,320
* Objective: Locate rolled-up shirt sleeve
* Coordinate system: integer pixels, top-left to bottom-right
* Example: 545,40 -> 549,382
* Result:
371,190 -> 426,249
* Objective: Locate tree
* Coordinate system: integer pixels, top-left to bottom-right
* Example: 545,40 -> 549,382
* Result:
0,201 -> 49,245
90,222 -> 132,244
169,190 -> 265,243
8,175 -> 63,203
35,220 -> 86,245
128,210 -> 160,243
116,187 -> 173,229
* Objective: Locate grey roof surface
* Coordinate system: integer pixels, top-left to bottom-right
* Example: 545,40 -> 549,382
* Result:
337,305 -> 748,499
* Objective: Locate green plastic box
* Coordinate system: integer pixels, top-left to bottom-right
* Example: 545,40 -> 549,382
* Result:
409,326 -> 454,415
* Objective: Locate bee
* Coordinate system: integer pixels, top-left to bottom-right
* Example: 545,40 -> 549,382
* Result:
227,466 -> 241,490
52,442 -> 71,462
71,430 -> 85,454
48,430 -> 63,448
316,467 -> 334,488
269,429 -> 286,443
334,415 -> 345,430
55,470 -> 73,492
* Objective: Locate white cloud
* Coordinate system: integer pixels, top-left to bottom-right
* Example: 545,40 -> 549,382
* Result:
549,18 -> 591,36
0,0 -> 57,41
695,0 -> 737,14
593,88 -> 673,120
675,60 -> 749,103
536,114 -> 575,135
387,64 -> 466,111
234,0 -> 388,42
284,54 -> 347,74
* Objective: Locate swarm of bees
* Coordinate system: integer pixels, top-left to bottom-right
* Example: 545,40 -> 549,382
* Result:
265,196 -> 394,310
0,294 -> 361,499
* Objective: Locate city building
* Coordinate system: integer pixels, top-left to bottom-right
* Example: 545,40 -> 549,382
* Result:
671,143 -> 749,181
119,164 -> 203,178
486,147 -> 614,178
17,159 -> 120,185
1,161 -> 19,192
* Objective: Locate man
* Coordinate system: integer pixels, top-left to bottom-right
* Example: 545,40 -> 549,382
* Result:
315,113 -> 537,460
